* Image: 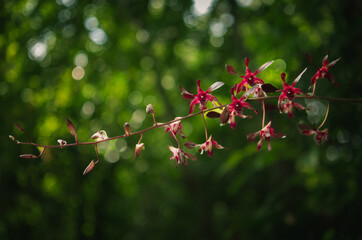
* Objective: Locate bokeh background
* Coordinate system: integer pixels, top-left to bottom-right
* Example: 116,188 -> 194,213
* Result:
1,0 -> 362,239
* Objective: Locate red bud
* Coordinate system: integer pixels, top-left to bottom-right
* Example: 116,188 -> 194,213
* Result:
83,160 -> 96,175
20,154 -> 37,159
66,118 -> 76,137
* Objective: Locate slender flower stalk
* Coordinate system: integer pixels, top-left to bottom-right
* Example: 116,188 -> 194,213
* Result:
318,102 -> 330,130
13,95 -> 361,150
201,110 -> 208,140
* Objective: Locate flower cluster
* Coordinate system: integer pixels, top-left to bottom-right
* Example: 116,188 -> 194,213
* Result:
11,52 -> 343,174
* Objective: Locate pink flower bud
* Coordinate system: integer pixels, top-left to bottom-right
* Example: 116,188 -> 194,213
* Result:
20,154 -> 37,159
83,160 -> 96,175
65,118 -> 76,137
134,143 -> 145,159
146,104 -> 155,114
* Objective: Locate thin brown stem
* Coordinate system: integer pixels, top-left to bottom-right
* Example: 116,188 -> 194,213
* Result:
318,102 -> 330,130
261,100 -> 266,128
94,144 -> 100,164
138,133 -> 143,144
201,110 -> 208,140
151,113 -> 157,126
170,131 -> 180,148
312,83 -> 316,97
15,95 -> 362,150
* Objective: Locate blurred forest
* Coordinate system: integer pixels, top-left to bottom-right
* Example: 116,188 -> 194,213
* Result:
1,0 -> 362,239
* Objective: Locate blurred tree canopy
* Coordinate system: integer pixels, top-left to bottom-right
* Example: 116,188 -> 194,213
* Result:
1,0 -> 362,239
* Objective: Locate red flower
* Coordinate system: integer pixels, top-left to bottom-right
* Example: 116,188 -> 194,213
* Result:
198,135 -> 224,157
184,135 -> 224,157
298,124 -> 331,146
226,57 -> 274,95
247,121 -> 285,151
165,117 -> 186,138
308,52 -> 341,87
168,146 -> 197,166
278,69 -> 309,118
180,80 -> 224,114
227,95 -> 258,128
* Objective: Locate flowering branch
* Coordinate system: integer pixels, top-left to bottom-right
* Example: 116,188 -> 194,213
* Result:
10,52 -> 362,174
11,94 -> 362,150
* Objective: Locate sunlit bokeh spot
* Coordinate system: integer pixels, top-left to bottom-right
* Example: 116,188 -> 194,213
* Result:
84,17 -> 99,31
105,150 -> 120,163
129,91 -> 143,106
337,130 -> 350,144
236,0 -> 253,7
89,28 -> 108,45
74,52 -> 88,67
326,146 -> 339,162
183,13 -> 197,28
58,9 -> 71,22
115,139 -> 127,153
284,4 -> 296,15
305,100 -> 325,124
210,36 -> 224,47
22,0 -> 38,16
220,13 -> 234,27
72,66 -> 85,80
130,109 -> 146,129
191,0 -> 213,16
149,0 -> 165,15
28,41 -> 47,62
56,0 -> 77,7
210,20 -> 226,37
62,24 -> 76,38
81,101 -> 95,119
136,29 -> 150,44
161,75 -> 175,90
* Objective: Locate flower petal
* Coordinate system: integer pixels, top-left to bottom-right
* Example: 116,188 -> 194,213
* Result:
180,86 -> 195,99
246,132 -> 259,141
292,68 -> 307,86
185,152 -> 198,161
261,83 -> 279,93
327,57 -> 341,68
242,85 -> 259,98
206,111 -> 221,118
254,60 -> 274,75
226,64 -> 238,76
206,81 -> 224,93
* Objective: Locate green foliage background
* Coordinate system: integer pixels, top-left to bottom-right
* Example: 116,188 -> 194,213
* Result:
1,0 -> 362,239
